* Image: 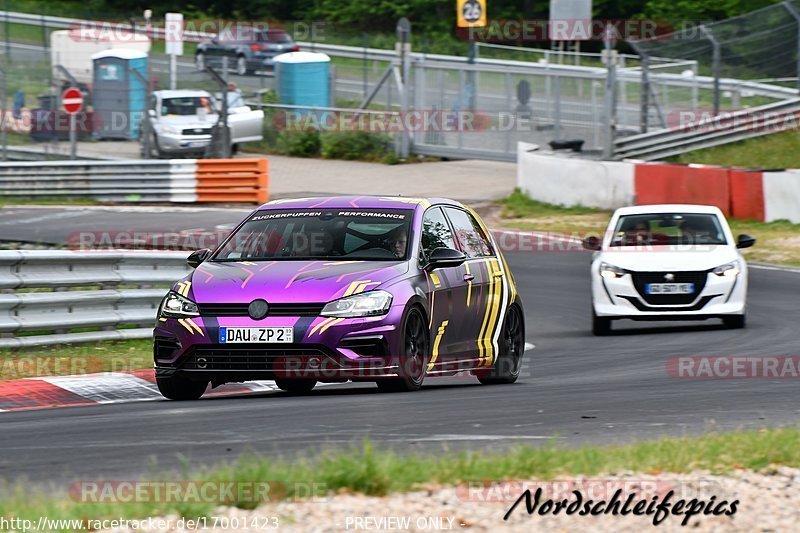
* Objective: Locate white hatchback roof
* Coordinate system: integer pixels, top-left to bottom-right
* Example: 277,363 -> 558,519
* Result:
614,204 -> 723,216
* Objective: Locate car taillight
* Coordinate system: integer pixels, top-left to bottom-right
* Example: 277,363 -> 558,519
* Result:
250,44 -> 266,51
291,45 -> 300,51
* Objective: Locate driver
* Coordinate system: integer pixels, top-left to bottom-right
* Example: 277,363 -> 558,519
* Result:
387,228 -> 408,258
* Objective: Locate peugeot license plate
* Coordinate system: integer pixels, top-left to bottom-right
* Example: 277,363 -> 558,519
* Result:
219,327 -> 293,343
646,283 -> 694,294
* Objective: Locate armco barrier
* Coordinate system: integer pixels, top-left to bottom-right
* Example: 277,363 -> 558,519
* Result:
517,143 -> 800,223
0,158 -> 269,203
0,250 -> 190,348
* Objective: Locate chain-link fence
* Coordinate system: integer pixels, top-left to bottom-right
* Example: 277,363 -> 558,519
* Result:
1,5 -> 800,162
630,0 -> 800,119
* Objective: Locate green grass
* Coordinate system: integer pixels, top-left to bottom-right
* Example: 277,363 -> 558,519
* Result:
497,189 -> 800,265
668,130 -> 800,169
1,427 -> 799,529
0,196 -> 97,205
0,339 -> 152,380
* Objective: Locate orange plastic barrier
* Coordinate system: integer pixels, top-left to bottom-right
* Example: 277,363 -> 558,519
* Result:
634,163 -> 731,216
728,170 -> 765,222
195,158 -> 269,203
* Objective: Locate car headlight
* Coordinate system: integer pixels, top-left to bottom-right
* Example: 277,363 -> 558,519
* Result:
157,124 -> 180,135
159,291 -> 199,318
321,290 -> 392,318
599,262 -> 628,279
712,261 -> 740,277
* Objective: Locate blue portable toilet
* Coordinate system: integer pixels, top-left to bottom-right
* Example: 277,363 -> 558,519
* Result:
91,49 -> 148,140
274,52 -> 331,108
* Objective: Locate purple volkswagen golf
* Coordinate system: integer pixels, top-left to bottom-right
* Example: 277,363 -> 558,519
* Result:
154,196 -> 526,400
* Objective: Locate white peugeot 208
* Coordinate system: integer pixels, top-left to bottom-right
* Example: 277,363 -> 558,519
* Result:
584,204 -> 756,335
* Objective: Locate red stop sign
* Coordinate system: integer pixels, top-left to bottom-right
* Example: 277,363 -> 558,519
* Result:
62,87 -> 83,114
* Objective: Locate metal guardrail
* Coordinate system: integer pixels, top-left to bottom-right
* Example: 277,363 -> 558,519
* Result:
613,98 -> 800,160
0,158 -> 269,202
0,250 -> 190,348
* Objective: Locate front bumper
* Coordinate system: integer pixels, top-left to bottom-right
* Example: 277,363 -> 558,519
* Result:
592,270 -> 746,319
153,305 -> 407,382
156,133 -> 212,153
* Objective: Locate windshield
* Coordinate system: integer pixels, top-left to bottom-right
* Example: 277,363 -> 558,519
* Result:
610,213 -> 727,247
161,97 -> 214,116
214,208 -> 413,261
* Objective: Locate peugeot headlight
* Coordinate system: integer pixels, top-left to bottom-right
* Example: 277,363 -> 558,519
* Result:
321,290 -> 392,318
159,292 -> 199,317
712,261 -> 740,277
599,262 -> 628,279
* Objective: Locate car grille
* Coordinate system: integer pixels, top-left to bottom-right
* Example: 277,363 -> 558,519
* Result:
630,270 -> 709,305
196,303 -> 325,317
181,127 -> 212,135
179,344 -> 330,371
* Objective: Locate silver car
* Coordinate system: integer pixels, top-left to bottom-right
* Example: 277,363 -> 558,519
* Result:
140,90 -> 264,158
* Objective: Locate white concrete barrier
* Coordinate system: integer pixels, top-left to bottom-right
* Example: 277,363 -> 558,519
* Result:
517,143 -> 635,209
763,170 -> 800,223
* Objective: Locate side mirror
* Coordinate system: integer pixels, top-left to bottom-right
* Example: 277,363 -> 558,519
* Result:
582,236 -> 601,251
736,234 -> 756,249
187,248 -> 212,268
147,109 -> 156,118
424,247 -> 467,271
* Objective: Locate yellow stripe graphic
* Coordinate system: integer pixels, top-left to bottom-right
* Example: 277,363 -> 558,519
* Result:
186,318 -> 204,336
177,318 -> 195,335
428,320 -> 449,370
478,259 -> 495,362
309,317 -> 335,336
343,279 -> 377,297
465,263 -> 472,307
484,259 -> 504,366
319,317 -> 344,334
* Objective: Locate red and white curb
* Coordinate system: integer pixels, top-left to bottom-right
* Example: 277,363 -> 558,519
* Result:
0,369 -> 289,412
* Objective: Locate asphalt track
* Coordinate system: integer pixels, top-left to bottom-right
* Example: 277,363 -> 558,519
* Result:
2,245 -> 799,488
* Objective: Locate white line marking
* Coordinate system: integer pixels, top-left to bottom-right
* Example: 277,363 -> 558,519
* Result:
524,342 -> 536,352
749,263 -> 800,274
409,434 -> 555,442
